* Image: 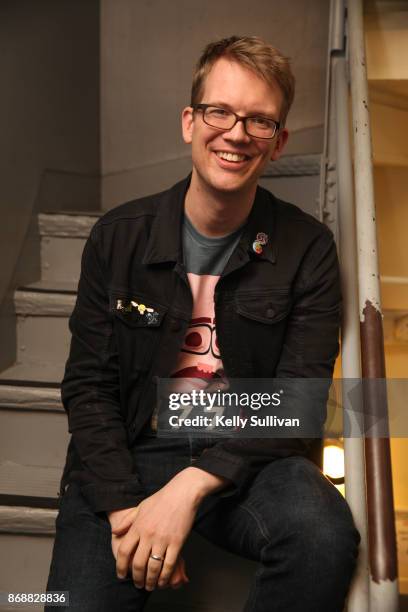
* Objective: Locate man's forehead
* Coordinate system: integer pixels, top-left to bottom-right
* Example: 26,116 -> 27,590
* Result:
200,57 -> 283,115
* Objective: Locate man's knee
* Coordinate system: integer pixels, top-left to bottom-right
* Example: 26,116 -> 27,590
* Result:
292,497 -> 360,563
257,457 -> 360,565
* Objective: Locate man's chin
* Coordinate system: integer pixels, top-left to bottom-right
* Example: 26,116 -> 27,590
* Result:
193,166 -> 258,197
208,173 -> 255,195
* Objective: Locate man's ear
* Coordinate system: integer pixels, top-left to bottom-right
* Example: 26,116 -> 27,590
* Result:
270,128 -> 289,162
181,107 -> 194,144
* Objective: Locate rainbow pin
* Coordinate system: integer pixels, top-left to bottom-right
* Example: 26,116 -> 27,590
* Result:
252,232 -> 268,255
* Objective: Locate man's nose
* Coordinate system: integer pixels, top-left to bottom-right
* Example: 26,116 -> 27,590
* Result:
223,119 -> 251,143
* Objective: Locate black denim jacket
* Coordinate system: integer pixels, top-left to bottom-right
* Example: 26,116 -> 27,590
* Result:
60,175 -> 341,513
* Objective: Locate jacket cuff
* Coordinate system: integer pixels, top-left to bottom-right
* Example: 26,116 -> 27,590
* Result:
79,479 -> 146,513
192,448 -> 251,499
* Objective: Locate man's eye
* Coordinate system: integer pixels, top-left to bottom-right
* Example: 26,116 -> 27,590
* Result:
209,108 -> 229,118
251,117 -> 271,128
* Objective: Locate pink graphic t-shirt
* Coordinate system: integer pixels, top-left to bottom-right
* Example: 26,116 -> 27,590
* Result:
150,215 -> 243,429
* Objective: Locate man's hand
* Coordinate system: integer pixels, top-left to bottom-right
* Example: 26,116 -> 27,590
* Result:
109,506 -> 138,531
109,506 -> 139,563
110,467 -> 228,591
163,555 -> 189,590
109,506 -> 189,589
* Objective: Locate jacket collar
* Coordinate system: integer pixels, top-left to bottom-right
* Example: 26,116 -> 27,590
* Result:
142,174 -> 278,269
142,176 -> 190,265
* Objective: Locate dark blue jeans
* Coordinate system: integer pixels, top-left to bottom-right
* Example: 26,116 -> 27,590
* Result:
46,434 -> 360,611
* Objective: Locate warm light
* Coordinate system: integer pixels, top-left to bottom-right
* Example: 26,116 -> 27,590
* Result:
323,444 -> 345,480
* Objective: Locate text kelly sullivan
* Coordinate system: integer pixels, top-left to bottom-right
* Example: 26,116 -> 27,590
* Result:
168,415 -> 300,428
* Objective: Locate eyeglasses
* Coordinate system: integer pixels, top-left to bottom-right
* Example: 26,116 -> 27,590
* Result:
192,104 -> 280,139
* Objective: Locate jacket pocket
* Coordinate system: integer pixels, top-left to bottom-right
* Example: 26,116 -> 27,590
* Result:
235,290 -> 292,325
109,290 -> 168,378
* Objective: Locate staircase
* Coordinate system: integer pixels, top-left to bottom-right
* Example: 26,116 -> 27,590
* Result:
0,211 -> 98,609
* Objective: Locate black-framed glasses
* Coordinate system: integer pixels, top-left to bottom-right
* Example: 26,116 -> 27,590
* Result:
192,104 -> 280,139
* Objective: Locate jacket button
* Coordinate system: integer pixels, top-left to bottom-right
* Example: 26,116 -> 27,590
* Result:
171,320 -> 182,332
266,308 -> 276,318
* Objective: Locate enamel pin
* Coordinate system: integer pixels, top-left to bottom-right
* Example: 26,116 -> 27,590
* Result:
116,299 -> 159,325
252,232 -> 268,255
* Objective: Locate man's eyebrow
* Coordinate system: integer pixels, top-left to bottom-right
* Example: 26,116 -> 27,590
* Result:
206,101 -> 278,120
206,101 -> 233,110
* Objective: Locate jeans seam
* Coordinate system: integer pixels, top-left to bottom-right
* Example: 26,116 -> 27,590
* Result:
236,501 -> 272,547
238,502 -> 272,612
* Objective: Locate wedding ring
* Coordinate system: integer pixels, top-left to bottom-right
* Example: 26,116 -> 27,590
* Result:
149,553 -> 164,562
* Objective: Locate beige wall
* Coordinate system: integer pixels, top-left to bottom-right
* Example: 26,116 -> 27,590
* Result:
375,166 -> 408,282
366,8 -> 408,81
371,103 -> 408,167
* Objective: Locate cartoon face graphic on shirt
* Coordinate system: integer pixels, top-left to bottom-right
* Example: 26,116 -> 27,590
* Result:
170,273 -> 224,390
173,316 -> 221,379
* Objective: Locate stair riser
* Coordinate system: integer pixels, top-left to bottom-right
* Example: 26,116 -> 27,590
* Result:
16,316 -> 71,366
41,237 -> 85,283
0,409 -> 69,467
0,532 -> 54,604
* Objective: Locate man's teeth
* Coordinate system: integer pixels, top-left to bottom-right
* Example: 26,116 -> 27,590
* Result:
216,151 -> 247,162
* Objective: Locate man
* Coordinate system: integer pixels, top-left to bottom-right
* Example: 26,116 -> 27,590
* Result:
47,36 -> 359,611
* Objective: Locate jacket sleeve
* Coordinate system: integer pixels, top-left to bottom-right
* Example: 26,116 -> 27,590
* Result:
193,227 -> 341,494
61,226 -> 146,513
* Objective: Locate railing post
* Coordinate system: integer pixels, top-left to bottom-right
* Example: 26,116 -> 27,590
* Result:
347,1 -> 399,609
334,52 -> 370,610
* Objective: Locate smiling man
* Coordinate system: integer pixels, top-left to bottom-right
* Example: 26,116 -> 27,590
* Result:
46,36 -> 360,612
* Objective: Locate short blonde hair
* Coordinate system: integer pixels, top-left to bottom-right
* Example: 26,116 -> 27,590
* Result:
191,35 -> 295,125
